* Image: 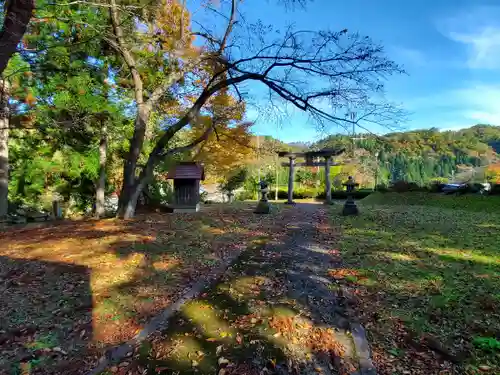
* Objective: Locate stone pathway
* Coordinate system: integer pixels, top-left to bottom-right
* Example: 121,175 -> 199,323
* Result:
254,203 -> 374,374
94,203 -> 375,375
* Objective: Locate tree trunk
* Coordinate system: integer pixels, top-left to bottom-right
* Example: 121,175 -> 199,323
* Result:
118,170 -> 149,219
0,0 -> 35,76
0,80 -> 9,218
116,89 -> 206,218
95,123 -> 107,218
109,0 -> 151,219
114,53 -> 249,219
117,104 -> 151,218
324,156 -> 332,204
286,156 -> 295,204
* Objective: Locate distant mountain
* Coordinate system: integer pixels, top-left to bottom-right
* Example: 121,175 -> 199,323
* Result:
251,135 -> 305,153
287,141 -> 311,151
312,124 -> 500,185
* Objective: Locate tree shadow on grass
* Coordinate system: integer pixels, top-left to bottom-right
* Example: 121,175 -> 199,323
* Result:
335,205 -> 500,373
0,255 -> 93,375
0,210 -> 247,374
128,226 -> 358,375
0,203 -> 310,374
98,208 -> 288,331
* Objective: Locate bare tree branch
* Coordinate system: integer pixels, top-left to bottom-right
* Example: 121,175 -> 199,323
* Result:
159,124 -> 214,158
219,0 -> 237,53
112,0 -> 406,217
108,0 -> 144,106
180,0 -> 186,40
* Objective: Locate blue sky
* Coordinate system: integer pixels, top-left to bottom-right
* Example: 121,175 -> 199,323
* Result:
192,0 -> 500,142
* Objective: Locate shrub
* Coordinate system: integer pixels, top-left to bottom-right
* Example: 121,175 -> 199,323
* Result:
469,183 -> 485,194
375,184 -> 389,193
317,189 -> 373,200
219,168 -> 248,194
295,187 -> 318,199
243,175 -> 259,198
200,191 -> 209,203
277,189 -> 288,199
473,337 -> 500,353
276,187 -> 374,200
147,178 -> 174,205
336,189 -> 372,199
389,181 -> 423,193
277,187 -> 317,200
427,181 -> 444,193
235,190 -> 254,201
295,169 -> 314,185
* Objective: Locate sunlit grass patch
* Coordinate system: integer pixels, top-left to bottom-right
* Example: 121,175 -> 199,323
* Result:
363,191 -> 500,214
182,300 -> 236,340
334,201 -> 500,372
152,256 -> 181,271
223,276 -> 272,301
377,251 -> 419,262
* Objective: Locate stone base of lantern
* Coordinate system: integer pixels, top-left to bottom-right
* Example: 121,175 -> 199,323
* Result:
254,200 -> 271,214
171,203 -> 201,213
342,197 -> 359,216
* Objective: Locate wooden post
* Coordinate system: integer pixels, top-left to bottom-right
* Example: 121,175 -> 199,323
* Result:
286,156 -> 295,204
275,162 -> 278,201
52,200 -> 62,219
324,156 -> 332,204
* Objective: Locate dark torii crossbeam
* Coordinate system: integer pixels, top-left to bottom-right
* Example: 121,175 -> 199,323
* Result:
278,148 -> 345,204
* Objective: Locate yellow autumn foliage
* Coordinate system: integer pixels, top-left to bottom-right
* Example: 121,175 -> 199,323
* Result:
155,0 -> 193,54
192,120 -> 254,182
149,1 -> 252,182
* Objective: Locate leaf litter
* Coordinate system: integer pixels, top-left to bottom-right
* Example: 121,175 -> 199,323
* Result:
123,203 -> 357,375
0,203 -> 287,374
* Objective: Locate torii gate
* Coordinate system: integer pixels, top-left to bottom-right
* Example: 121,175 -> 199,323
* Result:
278,148 -> 345,205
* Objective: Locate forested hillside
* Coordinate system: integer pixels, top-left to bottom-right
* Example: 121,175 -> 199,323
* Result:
313,124 -> 500,186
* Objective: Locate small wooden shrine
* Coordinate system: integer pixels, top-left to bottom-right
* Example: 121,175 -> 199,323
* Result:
166,162 -> 205,212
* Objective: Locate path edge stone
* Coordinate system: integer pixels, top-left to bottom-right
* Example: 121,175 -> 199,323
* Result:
86,249 -> 248,375
350,322 -> 376,375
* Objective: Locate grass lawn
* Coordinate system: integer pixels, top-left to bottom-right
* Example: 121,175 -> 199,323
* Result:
333,193 -> 500,374
0,203 -> 284,374
364,191 -> 500,213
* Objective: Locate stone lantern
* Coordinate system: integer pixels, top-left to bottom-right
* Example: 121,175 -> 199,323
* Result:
254,180 -> 270,214
342,176 -> 359,216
